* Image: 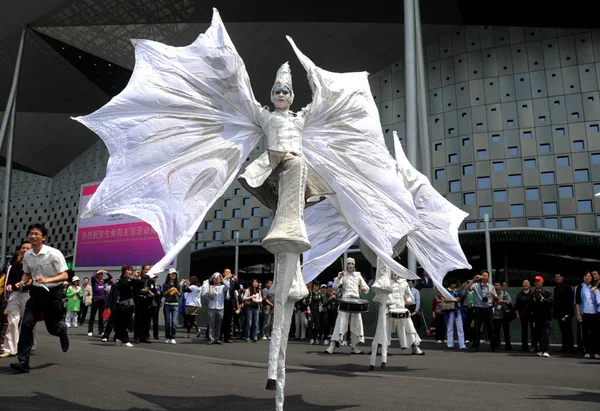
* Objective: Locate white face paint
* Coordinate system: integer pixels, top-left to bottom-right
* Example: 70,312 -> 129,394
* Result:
346,262 -> 355,271
273,86 -> 292,110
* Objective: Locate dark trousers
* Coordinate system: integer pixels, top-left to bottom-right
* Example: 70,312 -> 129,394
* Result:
533,318 -> 552,353
18,287 -> 67,363
462,307 -> 475,342
88,299 -> 105,334
78,304 -> 89,325
581,314 -> 598,355
471,307 -> 495,350
102,317 -> 113,339
493,318 -> 512,349
519,314 -> 535,350
150,305 -> 160,339
434,315 -> 446,341
307,312 -> 322,340
221,301 -> 234,340
556,315 -> 574,352
114,305 -> 134,343
134,301 -> 152,341
411,312 -> 422,335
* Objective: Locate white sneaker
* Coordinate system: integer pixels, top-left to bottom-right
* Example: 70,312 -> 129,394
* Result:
465,340 -> 470,344
594,354 -> 600,359
124,342 -> 134,347
309,339 -> 315,345
262,336 -> 267,340
340,340 -> 348,347
87,332 -> 93,337
542,352 -> 550,358
165,339 -> 171,344
116,339 -> 123,346
324,339 -> 329,345
536,352 -> 543,357
74,325 -> 78,328
350,346 -> 363,355
325,345 -> 335,354
436,340 -> 442,343
584,353 -> 591,359
101,338 -> 108,342
170,339 -> 177,344
412,346 -> 424,355
66,324 -> 71,328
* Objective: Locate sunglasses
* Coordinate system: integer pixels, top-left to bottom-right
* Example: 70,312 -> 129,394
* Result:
273,89 -> 290,95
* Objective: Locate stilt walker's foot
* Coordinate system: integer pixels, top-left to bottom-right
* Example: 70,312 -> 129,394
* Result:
265,379 -> 277,391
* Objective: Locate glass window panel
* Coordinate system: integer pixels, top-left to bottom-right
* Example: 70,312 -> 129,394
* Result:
448,153 -> 458,163
492,134 -> 501,142
543,202 -> 558,215
462,138 -> 471,146
541,171 -> 555,185
556,156 -> 570,167
233,208 -> 241,217
477,149 -> 488,159
462,165 -> 474,175
234,188 -> 241,196
252,207 -> 261,217
592,153 -> 600,164
435,169 -> 445,179
224,199 -> 232,207
575,169 -> 589,182
492,161 -> 504,172
495,220 -> 510,228
527,218 -> 542,228
510,204 -> 524,217
463,192 -> 476,205
435,143 -> 443,151
214,210 -> 222,219
479,205 -> 492,218
524,158 -> 537,169
223,220 -> 231,229
261,217 -> 271,227
205,221 -> 213,229
578,200 -> 593,213
477,176 -> 491,189
508,174 -> 522,187
449,180 -> 461,192
243,197 -> 250,206
544,218 -> 559,229
539,143 -> 551,153
242,218 -> 250,227
493,190 -> 507,202
562,217 -> 576,230
526,188 -> 540,200
507,146 -> 518,156
251,229 -> 260,238
465,222 -> 477,230
573,140 -> 584,150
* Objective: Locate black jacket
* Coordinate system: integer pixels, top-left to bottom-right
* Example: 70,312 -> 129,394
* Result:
552,283 -> 573,319
531,288 -> 553,319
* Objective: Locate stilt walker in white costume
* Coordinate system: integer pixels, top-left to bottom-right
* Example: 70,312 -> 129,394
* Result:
369,259 -> 423,371
325,258 -> 369,354
73,9 -> 426,410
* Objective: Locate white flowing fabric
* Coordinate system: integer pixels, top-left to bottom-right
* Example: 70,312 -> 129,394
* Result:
287,37 -> 421,281
392,131 -> 472,298
72,10 -> 268,274
301,132 -> 471,300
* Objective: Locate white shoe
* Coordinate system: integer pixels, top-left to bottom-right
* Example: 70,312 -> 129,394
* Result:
340,341 -> 348,347
351,347 -> 363,355
325,345 -> 335,354
436,340 -> 442,343
101,338 -> 108,342
170,339 -> 177,344
165,339 -> 171,344
87,332 -> 93,337
594,354 -> 600,359
584,353 -> 591,359
480,340 -> 485,344
465,340 -> 470,344
262,336 -> 267,340
124,342 -> 134,347
412,346 -> 424,355
66,324 -> 71,328
116,339 -> 123,346
536,352 -> 543,357
324,339 -> 329,345
309,339 -> 315,345
542,352 -> 550,358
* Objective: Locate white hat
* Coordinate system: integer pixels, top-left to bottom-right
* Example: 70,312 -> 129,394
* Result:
168,268 -> 177,274
211,272 -> 222,278
72,276 -> 80,282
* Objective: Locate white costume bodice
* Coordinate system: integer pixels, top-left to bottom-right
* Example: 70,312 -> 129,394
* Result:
334,271 -> 369,300
387,278 -> 412,313
266,110 -> 304,154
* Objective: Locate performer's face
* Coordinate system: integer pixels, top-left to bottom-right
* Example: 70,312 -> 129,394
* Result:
346,262 -> 355,271
273,87 -> 291,110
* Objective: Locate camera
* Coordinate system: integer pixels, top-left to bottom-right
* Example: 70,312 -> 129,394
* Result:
482,296 -> 488,303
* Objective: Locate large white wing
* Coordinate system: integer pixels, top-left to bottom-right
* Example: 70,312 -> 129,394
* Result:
287,36 -> 421,280
393,132 -> 472,297
301,199 -> 358,283
73,9 -> 268,274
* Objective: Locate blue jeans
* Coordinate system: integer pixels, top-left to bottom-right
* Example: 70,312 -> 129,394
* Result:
163,304 -> 178,339
245,307 -> 259,341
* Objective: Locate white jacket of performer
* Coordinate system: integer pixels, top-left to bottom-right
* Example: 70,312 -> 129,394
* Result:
374,277 -> 421,349
330,267 -> 370,343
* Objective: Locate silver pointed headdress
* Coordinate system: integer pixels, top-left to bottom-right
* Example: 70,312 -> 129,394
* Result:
271,62 -> 294,105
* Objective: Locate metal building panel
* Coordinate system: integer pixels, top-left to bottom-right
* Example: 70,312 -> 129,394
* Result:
540,28 -> 558,40
430,115 -> 444,140
444,110 -> 459,138
501,102 -> 519,131
578,215 -> 596,232
526,41 -> 545,71
392,97 -> 405,123
565,94 -> 584,124
453,53 -> 469,83
456,81 -> 471,109
465,26 -> 481,51
469,79 -> 485,106
441,57 -> 456,87
525,27 -> 541,43
496,46 -> 514,75
535,125 -> 553,144
508,187 -> 525,203
519,127 -> 537,155
553,130 -> 571,155
523,168 -> 540,187
511,45 -> 529,74
499,74 -> 516,102
514,73 -> 532,101
467,51 -> 483,80
480,26 -> 496,50
562,66 -> 581,95
443,85 -> 457,112
380,73 -> 392,102
429,88 -> 444,114
471,105 -> 488,133
460,143 -> 475,163
542,39 -> 561,69
380,100 -> 394,125
583,90 -> 600,121
486,104 -> 503,131
558,36 -> 577,67
369,76 -> 381,102
591,31 -> 600,62
428,61 -> 442,90
439,34 -> 454,59
458,108 -> 473,135
475,159 -> 491,176
529,70 -> 548,98
578,64 -> 598,93
548,96 -> 567,125
391,70 -> 404,98
517,99 -> 535,128
452,29 -> 467,55
537,154 -> 555,171
509,27 -> 525,44
489,131 -> 506,159
575,33 -> 594,64
426,41 -> 440,63
482,48 -> 499,78
494,26 -> 511,47
484,77 -> 501,104
556,165 -> 574,184
546,69 -> 565,96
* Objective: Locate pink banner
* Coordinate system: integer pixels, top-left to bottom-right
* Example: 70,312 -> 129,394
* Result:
74,183 -> 165,267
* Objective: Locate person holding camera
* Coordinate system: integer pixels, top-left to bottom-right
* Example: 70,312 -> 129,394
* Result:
466,271 -> 498,352
531,275 -> 553,357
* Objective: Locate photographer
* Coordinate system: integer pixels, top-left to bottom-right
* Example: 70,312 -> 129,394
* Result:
531,275 -> 553,357
466,271 -> 498,352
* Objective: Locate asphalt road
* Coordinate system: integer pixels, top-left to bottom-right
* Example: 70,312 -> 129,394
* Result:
0,327 -> 598,411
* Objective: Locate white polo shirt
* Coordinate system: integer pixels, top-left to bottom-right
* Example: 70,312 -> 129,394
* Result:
22,245 -> 68,289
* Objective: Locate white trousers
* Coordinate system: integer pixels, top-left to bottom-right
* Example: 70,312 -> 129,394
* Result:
446,310 -> 466,349
65,311 -> 79,327
2,292 -> 34,355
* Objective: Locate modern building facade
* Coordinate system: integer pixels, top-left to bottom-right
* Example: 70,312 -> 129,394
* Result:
2,22 -> 600,278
